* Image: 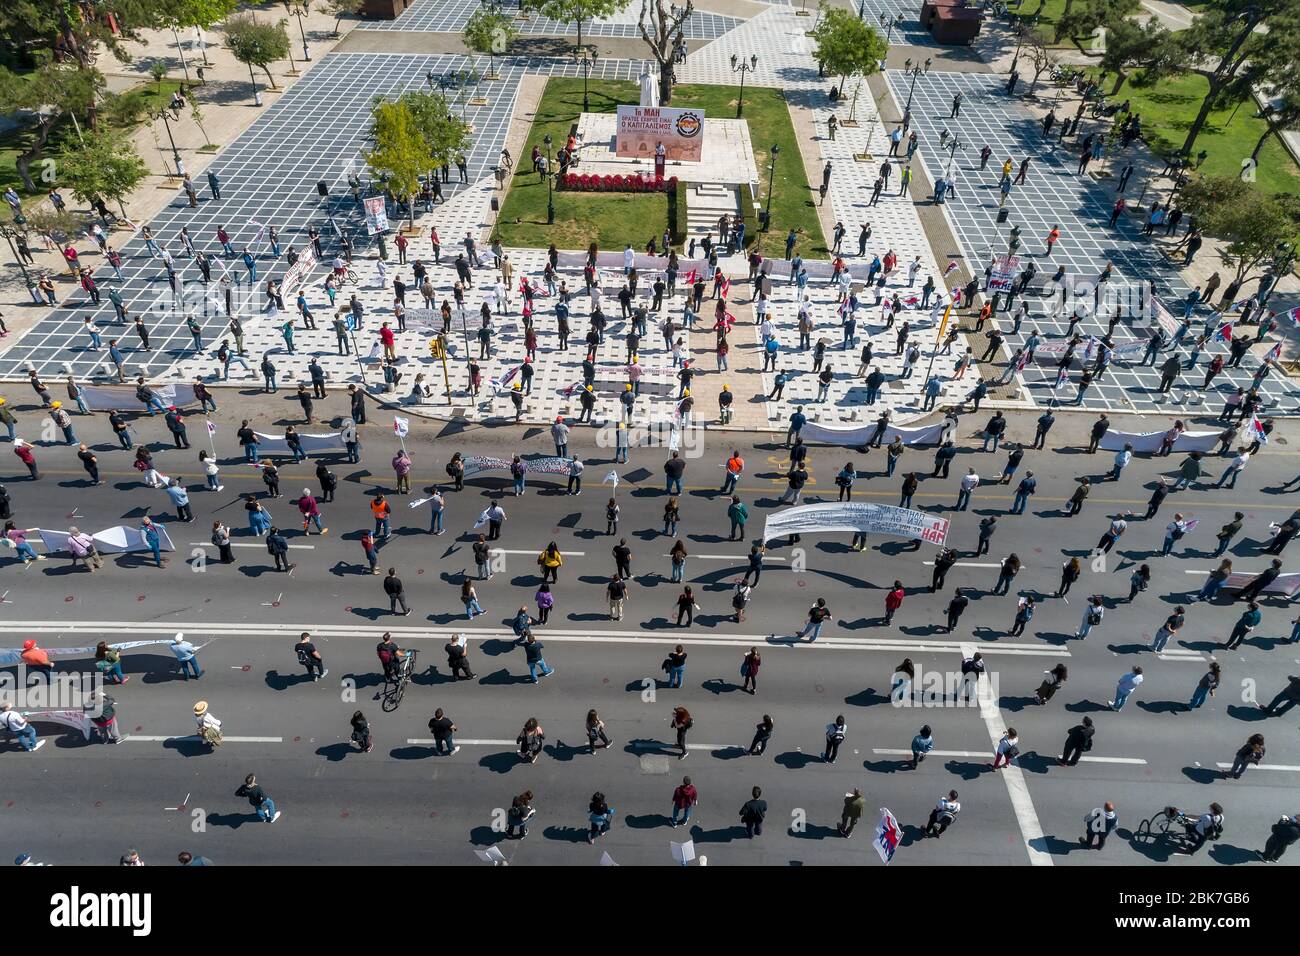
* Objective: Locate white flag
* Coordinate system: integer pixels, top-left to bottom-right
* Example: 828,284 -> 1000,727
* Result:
393,416 -> 410,438
206,420 -> 217,436
603,470 -> 619,485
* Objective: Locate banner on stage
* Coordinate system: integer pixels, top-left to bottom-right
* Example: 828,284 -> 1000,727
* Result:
762,502 -> 949,546
798,416 -> 956,448
253,430 -> 348,455
615,105 -> 704,162
364,196 -> 389,235
81,384 -> 198,412
874,807 -> 901,864
1098,428 -> 1219,454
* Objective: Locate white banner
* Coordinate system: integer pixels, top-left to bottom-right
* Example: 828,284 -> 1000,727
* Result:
988,255 -> 1019,294
798,415 -> 957,448
393,416 -> 410,438
35,524 -> 176,556
253,430 -> 348,455
364,196 -> 389,235
280,245 -> 318,297
81,384 -> 198,412
1098,429 -> 1220,454
762,502 -> 950,546
1224,571 -> 1300,597
462,455 -> 574,478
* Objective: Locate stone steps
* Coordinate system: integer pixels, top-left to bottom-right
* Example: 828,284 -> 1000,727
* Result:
686,183 -> 739,237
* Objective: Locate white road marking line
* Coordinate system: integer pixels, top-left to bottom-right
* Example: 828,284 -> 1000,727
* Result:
122,735 -> 284,743
491,549 -> 586,556
190,541 -> 315,550
677,554 -> 787,561
1158,653 -> 1206,662
872,748 -> 1147,765
1214,762 -> 1300,773
165,792 -> 191,811
0,620 -> 1072,657
404,738 -> 741,751
962,640 -> 1053,867
921,561 -> 1003,568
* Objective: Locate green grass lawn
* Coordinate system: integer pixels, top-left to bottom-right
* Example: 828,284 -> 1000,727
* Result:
0,77 -> 183,197
495,77 -> 826,259
1088,69 -> 1300,200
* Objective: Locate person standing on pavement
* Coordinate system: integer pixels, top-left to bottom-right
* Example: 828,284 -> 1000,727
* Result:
1059,717 -> 1094,766
823,714 -> 847,764
839,788 -> 866,838
384,567 -> 411,616
1109,666 -> 1144,711
670,706 -> 692,759
1224,734 -> 1264,780
739,786 -> 767,838
428,708 -> 460,756
235,773 -> 281,823
1223,603 -> 1261,649
295,632 -> 327,681
1187,662 -> 1222,711
671,776 -> 698,827
1083,803 -> 1118,849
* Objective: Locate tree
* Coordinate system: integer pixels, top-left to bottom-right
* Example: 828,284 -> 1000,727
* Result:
0,63 -> 99,192
23,206 -> 82,256
365,100 -> 435,228
1024,39 -> 1052,97
191,101 -> 216,151
534,0 -> 631,55
1234,8 -> 1300,162
810,4 -> 888,98
57,129 -> 149,220
1179,174 -> 1300,283
464,8 -> 518,80
1096,17 -> 1178,95
225,14 -> 292,90
156,0 -> 243,78
1167,0 -> 1292,157
325,0 -> 364,35
639,0 -> 693,105
399,91 -> 473,178
1053,0 -> 1138,45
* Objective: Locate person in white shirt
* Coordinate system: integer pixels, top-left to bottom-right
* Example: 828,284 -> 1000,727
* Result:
1109,665 -> 1144,711
0,702 -> 43,751
623,244 -> 635,273
1182,803 -> 1224,855
1083,802 -> 1118,849
1162,514 -> 1188,556
1108,443 -> 1133,481
926,790 -> 960,837
1215,448 -> 1250,489
990,728 -> 1019,770
956,469 -> 980,511
908,257 -> 922,286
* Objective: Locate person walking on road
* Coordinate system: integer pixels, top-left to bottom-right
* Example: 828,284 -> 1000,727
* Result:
839,788 -> 866,838
236,773 -> 281,823
1083,803 -> 1117,849
823,714 -> 847,764
1059,717 -> 1094,766
670,706 -> 692,759
1224,733 -> 1264,780
384,567 -> 412,616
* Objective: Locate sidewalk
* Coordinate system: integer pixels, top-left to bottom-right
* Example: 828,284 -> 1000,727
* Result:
0,6 -> 362,352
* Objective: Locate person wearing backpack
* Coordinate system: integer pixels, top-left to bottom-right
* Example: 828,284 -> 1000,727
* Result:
1076,596 -> 1104,639
1082,802 -> 1118,849
1182,803 -> 1224,854
295,632 -> 326,681
823,715 -> 847,764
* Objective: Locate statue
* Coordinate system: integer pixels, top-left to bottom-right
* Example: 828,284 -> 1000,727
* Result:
638,66 -> 659,108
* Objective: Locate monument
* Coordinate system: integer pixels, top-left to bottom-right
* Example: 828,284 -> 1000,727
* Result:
638,66 -> 660,108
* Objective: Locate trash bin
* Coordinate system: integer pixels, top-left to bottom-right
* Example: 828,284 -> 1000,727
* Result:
996,207 -> 1009,223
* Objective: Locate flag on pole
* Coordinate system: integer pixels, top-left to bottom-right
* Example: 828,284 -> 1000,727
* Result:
944,260 -> 959,276
393,416 -> 410,438
1247,414 -> 1269,445
1015,349 -> 1031,371
1284,305 -> 1300,326
1054,365 -> 1069,389
1214,321 -> 1233,343
1265,340 -> 1283,363
206,420 -> 217,436
873,807 -> 901,864
718,275 -> 731,298
604,470 -> 619,486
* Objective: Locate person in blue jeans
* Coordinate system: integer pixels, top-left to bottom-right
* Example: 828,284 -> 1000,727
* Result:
140,517 -> 164,567
523,635 -> 554,682
242,249 -> 257,283
796,599 -> 831,641
665,645 -> 687,688
671,777 -> 697,827
664,451 -> 685,494
170,634 -> 202,679
0,703 -> 42,750
236,773 -> 280,823
1187,662 -> 1220,710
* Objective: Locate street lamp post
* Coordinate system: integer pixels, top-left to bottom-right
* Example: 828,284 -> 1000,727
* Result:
288,1 -> 312,61
574,45 -> 598,112
544,133 -> 555,225
903,61 -> 924,118
762,143 -> 779,231
945,136 -> 966,177
0,222 -> 34,290
247,42 -> 263,106
878,12 -> 901,45
147,107 -> 185,178
730,54 -> 758,119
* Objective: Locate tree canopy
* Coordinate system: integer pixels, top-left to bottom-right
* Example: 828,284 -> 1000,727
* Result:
811,5 -> 888,86
1179,174 -> 1300,283
366,100 -> 436,225
225,14 -> 291,89
57,128 -> 150,218
463,7 -> 518,75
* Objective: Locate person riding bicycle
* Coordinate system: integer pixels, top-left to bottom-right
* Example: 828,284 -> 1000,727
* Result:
376,632 -> 408,682
1177,803 -> 1224,855
332,256 -> 348,281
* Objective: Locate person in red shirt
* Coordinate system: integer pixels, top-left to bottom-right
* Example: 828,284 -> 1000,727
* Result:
13,439 -> 38,479
670,776 -> 698,827
394,232 -> 409,264
379,322 -> 396,361
884,581 -> 905,624
20,639 -> 52,675
1045,225 -> 1060,255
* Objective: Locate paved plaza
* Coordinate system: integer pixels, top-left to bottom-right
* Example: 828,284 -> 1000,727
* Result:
362,0 -> 744,39
884,69 -> 1300,415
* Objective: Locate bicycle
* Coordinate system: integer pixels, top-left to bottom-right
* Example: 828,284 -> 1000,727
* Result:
332,265 -> 359,286
1134,806 -> 1194,849
381,648 -> 418,713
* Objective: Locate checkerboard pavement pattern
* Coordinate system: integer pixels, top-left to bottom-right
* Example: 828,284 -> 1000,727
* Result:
0,52 -> 642,385
885,69 -> 1300,416
363,0 -> 743,40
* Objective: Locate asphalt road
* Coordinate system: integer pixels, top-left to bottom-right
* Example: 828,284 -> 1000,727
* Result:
2,394 -> 1298,866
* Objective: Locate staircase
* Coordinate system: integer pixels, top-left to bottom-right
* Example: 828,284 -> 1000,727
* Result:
686,182 -> 739,242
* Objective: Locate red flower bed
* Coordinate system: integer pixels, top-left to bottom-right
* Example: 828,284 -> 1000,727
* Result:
561,173 -> 678,193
